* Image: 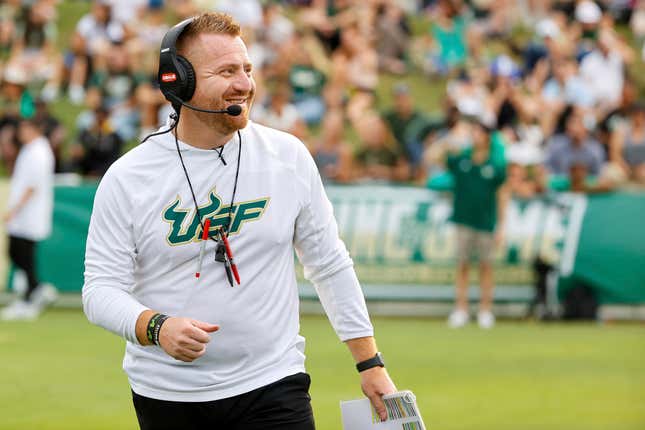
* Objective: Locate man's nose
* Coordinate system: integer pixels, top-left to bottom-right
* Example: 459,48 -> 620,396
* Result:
232,70 -> 253,93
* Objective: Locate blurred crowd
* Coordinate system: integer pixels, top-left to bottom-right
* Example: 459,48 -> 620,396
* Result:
0,0 -> 644,195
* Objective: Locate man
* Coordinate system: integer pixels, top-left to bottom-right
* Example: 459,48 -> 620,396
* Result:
83,13 -> 396,430
544,109 -> 604,177
354,113 -> 408,182
579,29 -> 628,114
1,118 -> 56,321
70,105 -> 124,177
441,116 -> 507,329
382,83 -> 433,179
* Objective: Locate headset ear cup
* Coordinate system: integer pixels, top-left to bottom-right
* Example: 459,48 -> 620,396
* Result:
176,55 -> 196,102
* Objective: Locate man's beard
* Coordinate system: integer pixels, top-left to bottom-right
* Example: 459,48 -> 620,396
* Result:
192,97 -> 252,135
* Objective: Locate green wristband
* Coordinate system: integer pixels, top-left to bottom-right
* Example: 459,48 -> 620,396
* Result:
152,314 -> 170,346
146,313 -> 168,345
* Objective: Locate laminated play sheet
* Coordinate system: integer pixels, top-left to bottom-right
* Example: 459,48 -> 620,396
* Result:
340,390 -> 426,430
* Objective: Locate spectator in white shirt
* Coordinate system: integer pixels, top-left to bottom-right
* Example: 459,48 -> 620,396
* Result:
579,31 -> 629,113
1,117 -> 56,321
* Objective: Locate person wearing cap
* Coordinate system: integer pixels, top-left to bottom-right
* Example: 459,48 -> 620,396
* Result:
437,115 -> 507,329
519,16 -> 565,74
0,66 -> 38,180
574,0 -> 603,60
575,1 -> 602,29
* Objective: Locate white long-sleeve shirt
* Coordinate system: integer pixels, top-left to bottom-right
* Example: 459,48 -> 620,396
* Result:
83,121 -> 373,402
7,136 -> 54,241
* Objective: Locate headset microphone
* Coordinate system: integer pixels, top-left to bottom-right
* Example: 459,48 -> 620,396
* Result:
166,93 -> 243,116
223,104 -> 243,116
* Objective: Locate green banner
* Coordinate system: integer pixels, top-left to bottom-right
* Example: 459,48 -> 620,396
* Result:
6,183 -> 645,304
558,192 -> 645,304
297,185 -> 586,289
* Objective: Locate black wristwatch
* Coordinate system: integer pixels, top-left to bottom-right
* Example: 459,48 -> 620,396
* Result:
356,352 -> 385,373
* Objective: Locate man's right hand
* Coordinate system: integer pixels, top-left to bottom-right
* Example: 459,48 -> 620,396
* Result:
158,318 -> 220,362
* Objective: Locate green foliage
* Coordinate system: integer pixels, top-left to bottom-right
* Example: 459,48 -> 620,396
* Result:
0,310 -> 644,430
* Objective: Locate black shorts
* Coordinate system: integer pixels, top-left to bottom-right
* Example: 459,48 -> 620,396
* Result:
132,372 -> 316,430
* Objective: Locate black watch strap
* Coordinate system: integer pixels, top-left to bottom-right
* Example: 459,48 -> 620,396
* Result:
356,352 -> 385,373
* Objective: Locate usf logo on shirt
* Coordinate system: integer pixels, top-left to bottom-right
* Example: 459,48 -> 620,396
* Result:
162,189 -> 270,245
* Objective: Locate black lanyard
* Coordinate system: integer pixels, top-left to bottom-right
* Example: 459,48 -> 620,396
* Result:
173,120 -> 241,237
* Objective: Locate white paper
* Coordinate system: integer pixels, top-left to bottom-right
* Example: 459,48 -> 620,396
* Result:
340,390 -> 426,430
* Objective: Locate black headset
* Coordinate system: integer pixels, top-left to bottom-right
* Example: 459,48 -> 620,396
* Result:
157,17 -> 242,117
158,17 -> 197,110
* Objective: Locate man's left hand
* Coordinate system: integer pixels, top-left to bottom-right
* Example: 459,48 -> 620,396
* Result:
360,366 -> 397,421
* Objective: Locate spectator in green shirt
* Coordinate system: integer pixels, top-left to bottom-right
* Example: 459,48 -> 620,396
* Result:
438,116 -> 507,329
288,45 -> 326,125
382,83 -> 434,180
428,0 -> 469,75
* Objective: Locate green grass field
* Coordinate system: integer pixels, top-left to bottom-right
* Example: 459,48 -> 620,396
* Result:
0,310 -> 643,430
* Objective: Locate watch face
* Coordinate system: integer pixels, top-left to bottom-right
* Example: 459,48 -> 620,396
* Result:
376,352 -> 385,366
